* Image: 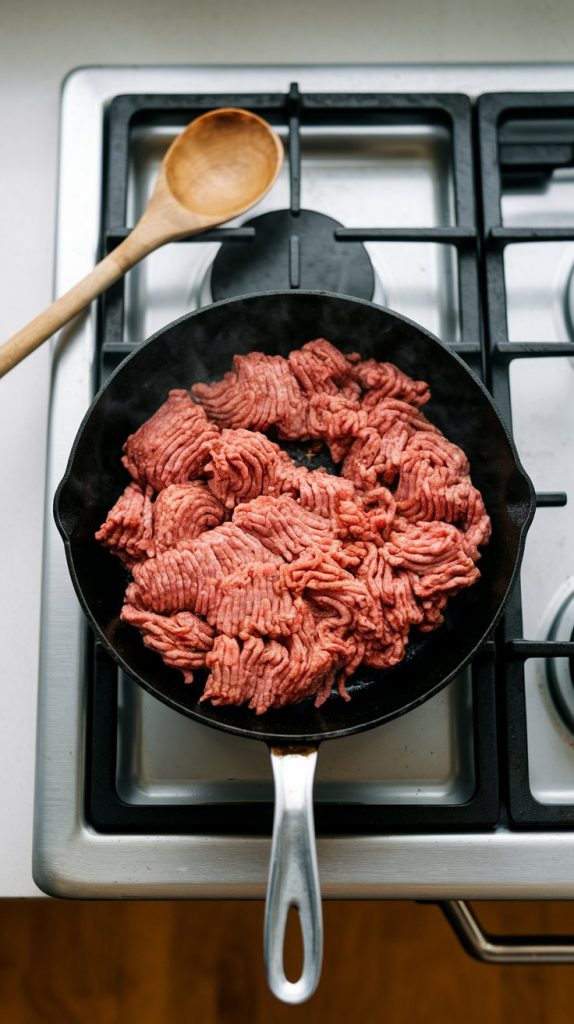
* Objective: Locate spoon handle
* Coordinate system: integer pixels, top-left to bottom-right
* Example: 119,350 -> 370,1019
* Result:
0,221 -> 165,379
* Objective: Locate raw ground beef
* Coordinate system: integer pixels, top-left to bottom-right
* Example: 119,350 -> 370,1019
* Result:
96,338 -> 491,714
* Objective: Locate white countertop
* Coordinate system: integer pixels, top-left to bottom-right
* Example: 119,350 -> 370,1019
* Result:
1,0 -> 574,899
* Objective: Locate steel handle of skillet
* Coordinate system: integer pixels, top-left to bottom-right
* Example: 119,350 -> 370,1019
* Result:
264,748 -> 323,1004
439,900 -> 574,963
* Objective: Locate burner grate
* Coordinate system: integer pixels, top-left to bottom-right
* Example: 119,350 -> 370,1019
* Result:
87,643 -> 500,834
478,92 -> 574,827
98,86 -> 484,377
88,84 -> 555,837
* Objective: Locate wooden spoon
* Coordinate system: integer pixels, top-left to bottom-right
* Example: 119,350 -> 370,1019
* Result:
0,108 -> 284,378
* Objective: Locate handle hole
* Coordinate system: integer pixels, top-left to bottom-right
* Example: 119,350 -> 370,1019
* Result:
284,905 -> 304,983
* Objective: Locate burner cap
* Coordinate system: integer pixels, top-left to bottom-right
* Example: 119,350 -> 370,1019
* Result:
210,209 -> 375,302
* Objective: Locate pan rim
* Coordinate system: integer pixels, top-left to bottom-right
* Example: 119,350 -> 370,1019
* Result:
53,289 -> 536,744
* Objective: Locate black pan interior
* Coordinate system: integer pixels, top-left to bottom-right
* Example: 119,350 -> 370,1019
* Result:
55,291 -> 535,743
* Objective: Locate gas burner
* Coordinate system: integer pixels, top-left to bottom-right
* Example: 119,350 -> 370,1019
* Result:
564,262 -> 574,347
545,583 -> 574,732
210,209 -> 376,302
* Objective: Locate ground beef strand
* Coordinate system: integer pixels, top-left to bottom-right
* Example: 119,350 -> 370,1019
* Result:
95,481 -> 155,568
153,482 -> 227,553
120,605 -> 214,683
192,352 -> 307,438
122,389 -> 219,491
204,429 -> 294,510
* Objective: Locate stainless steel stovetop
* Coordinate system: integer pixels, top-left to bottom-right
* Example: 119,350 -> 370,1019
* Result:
34,64 -> 574,898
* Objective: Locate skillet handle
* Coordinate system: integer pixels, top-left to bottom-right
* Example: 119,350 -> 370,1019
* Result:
264,746 -> 322,1005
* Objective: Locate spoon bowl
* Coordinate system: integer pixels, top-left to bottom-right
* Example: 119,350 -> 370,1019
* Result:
0,108 -> 284,378
165,108 -> 284,220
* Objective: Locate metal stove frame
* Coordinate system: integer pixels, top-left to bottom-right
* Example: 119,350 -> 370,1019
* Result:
34,65 -> 574,899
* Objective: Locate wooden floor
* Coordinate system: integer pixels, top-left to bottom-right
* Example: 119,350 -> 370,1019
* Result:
1,900 -> 574,1022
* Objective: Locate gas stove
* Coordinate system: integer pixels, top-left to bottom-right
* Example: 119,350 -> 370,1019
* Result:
35,65 -> 574,900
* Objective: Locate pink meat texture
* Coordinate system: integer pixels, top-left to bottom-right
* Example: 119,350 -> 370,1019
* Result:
96,338 -> 491,714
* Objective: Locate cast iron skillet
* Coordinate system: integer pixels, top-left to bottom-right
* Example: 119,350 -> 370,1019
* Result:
54,291 -> 535,1004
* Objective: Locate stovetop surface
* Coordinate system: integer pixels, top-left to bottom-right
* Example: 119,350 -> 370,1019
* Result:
34,65 -> 574,898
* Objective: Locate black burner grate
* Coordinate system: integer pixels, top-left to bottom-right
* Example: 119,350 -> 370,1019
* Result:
85,84 -> 572,836
478,93 -> 574,827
